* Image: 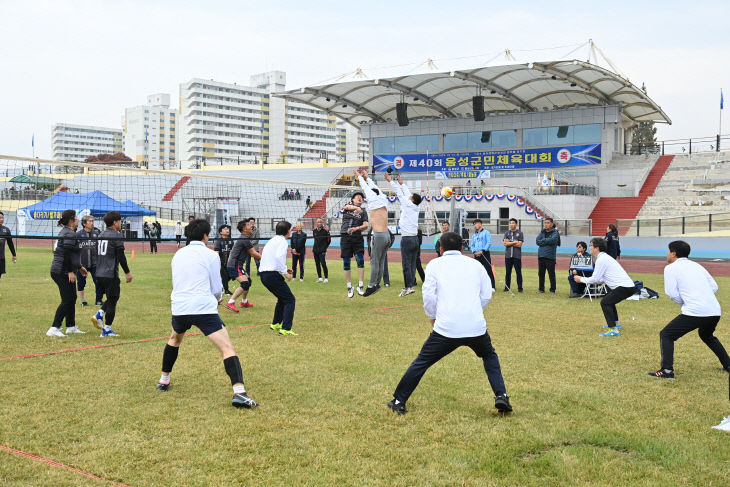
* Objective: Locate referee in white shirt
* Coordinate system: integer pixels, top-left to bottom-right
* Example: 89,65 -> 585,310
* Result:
388,232 -> 512,415
574,237 -> 636,337
648,240 -> 730,379
385,171 -> 422,297
259,221 -> 297,336
156,219 -> 258,409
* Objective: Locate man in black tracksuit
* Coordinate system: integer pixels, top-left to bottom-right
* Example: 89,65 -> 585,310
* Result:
93,211 -> 133,337
312,218 -> 331,282
290,222 -> 307,281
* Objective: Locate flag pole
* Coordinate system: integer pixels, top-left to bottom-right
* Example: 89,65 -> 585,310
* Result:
720,89 -> 723,138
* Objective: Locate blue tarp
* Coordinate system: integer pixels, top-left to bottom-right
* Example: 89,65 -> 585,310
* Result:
21,190 -> 156,220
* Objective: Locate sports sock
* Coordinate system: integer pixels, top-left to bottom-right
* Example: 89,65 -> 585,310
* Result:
223,356 -> 244,386
358,281 -> 363,287
103,325 -> 112,331
347,282 -> 352,288
159,374 -> 170,384
233,384 -> 246,394
663,369 -> 673,374
615,321 -> 621,327
161,344 -> 179,373
242,298 -> 248,304
227,298 -> 235,304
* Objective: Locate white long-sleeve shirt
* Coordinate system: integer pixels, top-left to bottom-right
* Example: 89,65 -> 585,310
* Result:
581,252 -> 634,290
170,241 -> 222,315
423,250 -> 492,338
358,176 -> 389,211
664,257 -> 721,316
389,180 -> 419,236
259,235 -> 289,273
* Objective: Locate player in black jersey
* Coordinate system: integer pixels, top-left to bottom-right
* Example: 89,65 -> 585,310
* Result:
92,211 -> 133,337
213,224 -> 234,295
0,211 -> 17,293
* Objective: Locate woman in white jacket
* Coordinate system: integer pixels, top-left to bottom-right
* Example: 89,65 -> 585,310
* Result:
174,221 -> 183,247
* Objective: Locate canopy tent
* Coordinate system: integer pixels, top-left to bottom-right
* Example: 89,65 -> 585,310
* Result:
20,190 -> 155,220
9,174 -> 62,190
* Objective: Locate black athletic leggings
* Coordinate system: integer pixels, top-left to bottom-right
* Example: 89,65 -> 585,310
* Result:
51,272 -> 77,328
97,277 -> 121,326
313,251 -> 328,279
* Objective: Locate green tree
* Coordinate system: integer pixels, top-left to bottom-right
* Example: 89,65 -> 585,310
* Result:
630,121 -> 658,154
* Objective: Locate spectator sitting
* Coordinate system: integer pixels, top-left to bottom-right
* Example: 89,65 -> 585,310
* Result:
568,241 -> 593,298
289,190 -> 295,200
295,189 -> 301,200
281,188 -> 289,200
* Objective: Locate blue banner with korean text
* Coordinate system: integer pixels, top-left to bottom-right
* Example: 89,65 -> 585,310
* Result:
373,144 -> 601,177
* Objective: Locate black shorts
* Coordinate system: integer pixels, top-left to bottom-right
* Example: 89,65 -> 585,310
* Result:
340,234 -> 364,259
97,276 -> 120,299
227,266 -> 248,281
171,314 -> 225,336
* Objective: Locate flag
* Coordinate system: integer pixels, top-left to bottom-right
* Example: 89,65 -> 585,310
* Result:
550,171 -> 555,187
260,120 -> 265,133
540,171 -> 549,191
32,134 -> 34,148
722,89 -> 725,110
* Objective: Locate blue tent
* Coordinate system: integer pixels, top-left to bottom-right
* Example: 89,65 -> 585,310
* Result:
21,190 -> 156,220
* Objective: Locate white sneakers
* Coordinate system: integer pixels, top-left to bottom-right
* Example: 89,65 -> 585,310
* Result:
357,286 -> 365,296
46,327 -> 66,337
712,416 -> 730,432
299,278 -> 304,282
398,288 -> 415,297
317,278 -> 323,282
347,286 -> 354,298
65,326 -> 86,334
324,278 -> 328,283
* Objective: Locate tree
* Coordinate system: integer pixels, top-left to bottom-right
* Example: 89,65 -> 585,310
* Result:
630,122 -> 658,154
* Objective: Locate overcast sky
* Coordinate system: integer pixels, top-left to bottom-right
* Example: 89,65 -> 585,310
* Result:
1,0 -> 729,158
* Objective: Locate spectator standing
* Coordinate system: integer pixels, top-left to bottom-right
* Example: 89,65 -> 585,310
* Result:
387,232 -> 512,415
154,221 -> 162,242
290,222 -> 307,281
503,218 -> 524,293
0,211 -> 17,292
149,223 -> 159,254
535,218 -> 559,294
143,222 -> 151,240
312,218 -> 331,282
174,221 -> 183,247
648,240 -> 730,379
605,224 -> 621,260
471,219 -> 496,290
184,215 -> 194,245
435,221 -> 450,257
305,196 -> 312,210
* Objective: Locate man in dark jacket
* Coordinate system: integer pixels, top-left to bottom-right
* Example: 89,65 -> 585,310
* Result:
290,222 -> 307,281
535,218 -> 560,294
76,215 -> 103,306
184,215 -> 194,245
312,218 -> 331,282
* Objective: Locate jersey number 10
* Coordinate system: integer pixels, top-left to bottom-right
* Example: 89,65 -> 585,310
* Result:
98,240 -> 108,256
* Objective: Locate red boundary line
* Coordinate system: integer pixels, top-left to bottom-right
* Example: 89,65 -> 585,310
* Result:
0,445 -> 132,486
0,307 -> 416,362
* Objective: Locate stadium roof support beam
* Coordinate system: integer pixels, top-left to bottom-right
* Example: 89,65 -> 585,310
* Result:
531,62 -> 611,105
374,79 -> 457,117
451,71 -> 533,111
294,87 -> 386,124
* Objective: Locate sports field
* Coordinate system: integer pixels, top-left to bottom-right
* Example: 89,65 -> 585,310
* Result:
1,247 -> 729,486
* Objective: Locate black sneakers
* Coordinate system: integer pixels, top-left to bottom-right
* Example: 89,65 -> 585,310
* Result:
387,399 -> 407,415
232,392 -> 259,408
494,394 -> 512,413
648,369 -> 675,379
156,382 -> 170,391
362,284 -> 381,297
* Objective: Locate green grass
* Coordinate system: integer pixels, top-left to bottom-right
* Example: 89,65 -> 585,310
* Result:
1,247 -> 729,486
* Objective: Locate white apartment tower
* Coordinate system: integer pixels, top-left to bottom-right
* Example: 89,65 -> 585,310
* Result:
179,71 -> 343,167
51,123 -> 123,162
123,94 -> 178,169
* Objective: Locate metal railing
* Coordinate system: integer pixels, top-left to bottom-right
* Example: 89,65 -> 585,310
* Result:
625,134 -> 730,156
617,212 -> 730,236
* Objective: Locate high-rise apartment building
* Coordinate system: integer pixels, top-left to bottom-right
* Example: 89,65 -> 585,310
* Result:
179,71 -> 362,167
51,123 -> 123,162
123,94 -> 178,169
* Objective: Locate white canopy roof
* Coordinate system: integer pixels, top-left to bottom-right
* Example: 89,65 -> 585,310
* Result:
278,60 -> 670,127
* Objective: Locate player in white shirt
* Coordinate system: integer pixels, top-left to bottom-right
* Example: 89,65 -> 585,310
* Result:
648,240 -> 730,380
385,171 -> 422,297
387,232 -> 512,415
155,219 -> 258,409
573,237 -> 636,337
259,221 -> 298,336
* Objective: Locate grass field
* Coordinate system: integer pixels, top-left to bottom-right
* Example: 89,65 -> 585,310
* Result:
1,247 -> 729,486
